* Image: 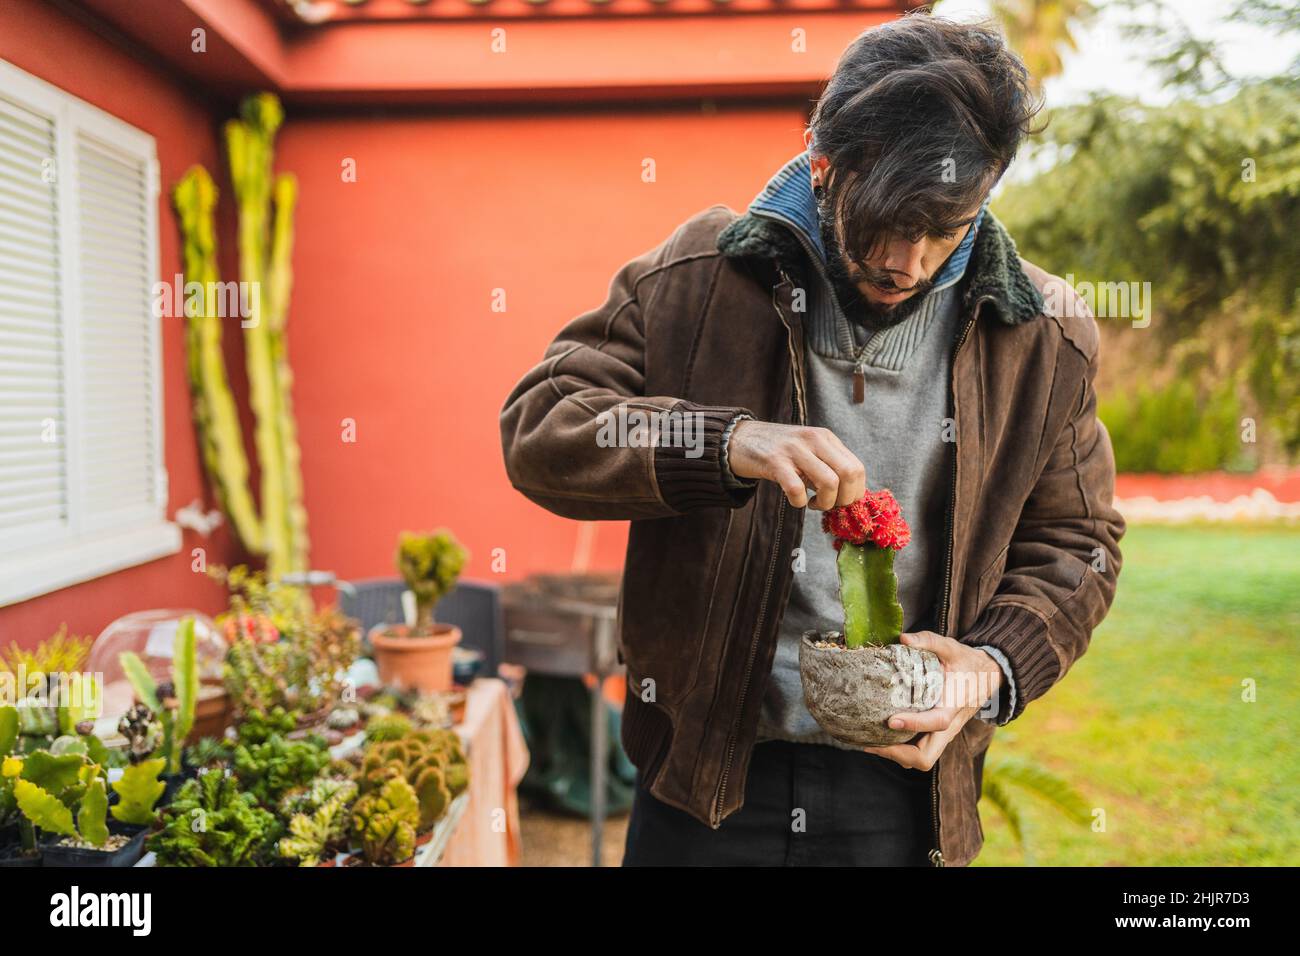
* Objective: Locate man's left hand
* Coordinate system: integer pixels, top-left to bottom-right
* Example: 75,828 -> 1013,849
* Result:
861,631 -> 1003,771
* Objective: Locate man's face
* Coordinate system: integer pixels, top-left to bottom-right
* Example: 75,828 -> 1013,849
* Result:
818,200 -> 983,330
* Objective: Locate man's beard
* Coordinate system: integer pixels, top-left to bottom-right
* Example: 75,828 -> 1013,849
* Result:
819,217 -> 933,332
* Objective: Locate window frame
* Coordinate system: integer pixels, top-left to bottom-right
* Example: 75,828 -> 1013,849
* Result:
0,58 -> 178,607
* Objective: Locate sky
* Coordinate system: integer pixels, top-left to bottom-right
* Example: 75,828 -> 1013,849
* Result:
932,0 -> 1300,107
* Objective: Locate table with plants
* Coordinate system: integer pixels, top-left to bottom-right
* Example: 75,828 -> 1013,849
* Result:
0,563 -> 479,868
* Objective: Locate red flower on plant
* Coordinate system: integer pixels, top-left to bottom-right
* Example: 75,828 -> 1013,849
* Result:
822,489 -> 911,551
221,612 -> 279,646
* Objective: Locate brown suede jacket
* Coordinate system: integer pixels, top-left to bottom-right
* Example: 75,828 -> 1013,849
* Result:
499,204 -> 1125,866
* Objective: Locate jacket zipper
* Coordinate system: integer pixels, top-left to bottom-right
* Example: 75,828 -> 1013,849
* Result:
710,271 -> 806,828
928,295 -> 992,867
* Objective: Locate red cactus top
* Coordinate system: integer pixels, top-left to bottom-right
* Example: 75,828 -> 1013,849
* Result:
822,489 -> 912,552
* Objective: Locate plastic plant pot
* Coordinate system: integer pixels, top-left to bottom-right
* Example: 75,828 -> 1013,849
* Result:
41,824 -> 148,868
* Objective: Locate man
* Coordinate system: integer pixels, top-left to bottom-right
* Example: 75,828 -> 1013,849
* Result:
500,14 -> 1124,866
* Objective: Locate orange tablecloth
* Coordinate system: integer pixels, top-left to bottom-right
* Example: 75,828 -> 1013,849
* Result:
439,677 -> 530,867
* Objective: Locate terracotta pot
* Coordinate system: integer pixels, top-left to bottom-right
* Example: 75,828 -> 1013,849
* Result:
798,631 -> 944,747
369,624 -> 462,693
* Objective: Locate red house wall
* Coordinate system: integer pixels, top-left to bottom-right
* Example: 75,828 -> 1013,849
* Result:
0,0 -> 243,648
276,105 -> 810,584
0,0 -> 823,646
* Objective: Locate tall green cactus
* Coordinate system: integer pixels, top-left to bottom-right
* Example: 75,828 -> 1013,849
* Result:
172,93 -> 307,579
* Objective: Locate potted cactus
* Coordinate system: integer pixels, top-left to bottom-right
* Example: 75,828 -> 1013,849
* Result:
369,530 -> 468,693
798,490 -> 944,746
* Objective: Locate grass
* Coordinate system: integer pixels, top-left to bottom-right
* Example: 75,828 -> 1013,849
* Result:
973,523 -> 1300,866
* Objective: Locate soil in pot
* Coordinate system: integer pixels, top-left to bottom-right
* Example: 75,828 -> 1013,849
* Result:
41,824 -> 148,868
369,624 -> 461,694
799,631 -> 944,747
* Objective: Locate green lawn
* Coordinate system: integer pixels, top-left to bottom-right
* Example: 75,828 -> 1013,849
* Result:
973,523 -> 1300,866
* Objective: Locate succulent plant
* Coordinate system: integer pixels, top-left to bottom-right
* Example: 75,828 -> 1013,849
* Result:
149,770 -> 280,867
173,92 -> 307,581
117,704 -> 160,766
364,713 -> 413,743
277,778 -> 357,867
110,758 -> 167,826
395,530 -> 468,630
822,490 -> 912,648
356,730 -> 467,831
3,747 -> 132,850
351,776 -> 419,866
232,731 -> 330,808
118,617 -> 198,773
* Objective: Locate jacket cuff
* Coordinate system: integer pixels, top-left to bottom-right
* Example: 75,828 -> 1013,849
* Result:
654,403 -> 759,513
970,644 -> 1016,726
960,604 -> 1059,722
720,414 -> 758,491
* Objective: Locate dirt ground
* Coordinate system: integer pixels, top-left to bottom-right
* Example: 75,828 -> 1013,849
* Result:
518,806 -> 631,867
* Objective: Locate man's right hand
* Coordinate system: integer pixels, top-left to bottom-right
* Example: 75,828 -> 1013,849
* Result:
727,420 -> 866,510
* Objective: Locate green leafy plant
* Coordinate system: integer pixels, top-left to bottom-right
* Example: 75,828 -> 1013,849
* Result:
216,567 -> 360,719
234,706 -> 298,745
5,749 -> 109,849
350,776 -> 419,866
184,736 -> 233,772
1,628 -> 98,749
396,530 -> 468,631
149,771 -> 280,867
232,732 -> 330,808
277,778 -> 357,867
118,618 -> 198,774
110,758 -> 167,826
980,754 -> 1093,864
0,706 -> 17,757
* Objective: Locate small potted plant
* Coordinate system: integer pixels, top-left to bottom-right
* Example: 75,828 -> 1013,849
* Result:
119,617 -> 198,800
6,746 -> 162,867
369,530 -> 468,693
799,490 -> 944,746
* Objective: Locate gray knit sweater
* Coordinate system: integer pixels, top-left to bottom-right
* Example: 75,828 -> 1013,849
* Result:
721,276 -> 1016,746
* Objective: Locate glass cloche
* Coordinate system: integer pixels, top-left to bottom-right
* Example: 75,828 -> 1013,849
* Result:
86,609 -> 228,738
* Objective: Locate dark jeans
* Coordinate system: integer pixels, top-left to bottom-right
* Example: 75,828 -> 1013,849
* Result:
622,739 -> 935,866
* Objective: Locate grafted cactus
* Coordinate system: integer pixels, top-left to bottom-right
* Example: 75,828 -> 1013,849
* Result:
823,490 -> 912,648
172,92 -> 307,580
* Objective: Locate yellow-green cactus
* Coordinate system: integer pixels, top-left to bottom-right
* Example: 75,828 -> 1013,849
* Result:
356,732 -> 464,831
351,777 -> 419,866
172,92 -> 308,580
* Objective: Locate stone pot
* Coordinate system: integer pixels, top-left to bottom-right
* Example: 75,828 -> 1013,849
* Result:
799,631 -> 943,746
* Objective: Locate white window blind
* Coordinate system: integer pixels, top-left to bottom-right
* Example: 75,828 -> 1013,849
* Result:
0,60 -> 177,606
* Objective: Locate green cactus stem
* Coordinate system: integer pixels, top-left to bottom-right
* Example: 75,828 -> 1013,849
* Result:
836,543 -> 904,649
172,92 -> 308,581
173,166 -> 263,555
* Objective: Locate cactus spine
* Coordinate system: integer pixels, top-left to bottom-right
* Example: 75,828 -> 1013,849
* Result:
172,92 -> 307,579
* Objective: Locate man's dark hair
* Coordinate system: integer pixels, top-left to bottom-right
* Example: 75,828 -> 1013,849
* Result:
809,13 -> 1042,265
